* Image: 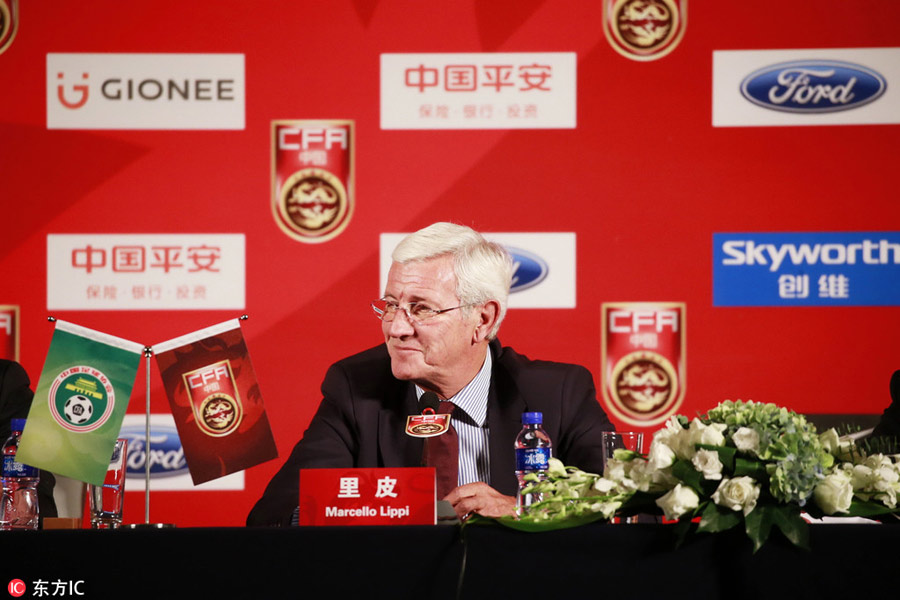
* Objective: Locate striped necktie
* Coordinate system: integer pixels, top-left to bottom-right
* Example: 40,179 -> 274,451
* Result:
422,401 -> 458,499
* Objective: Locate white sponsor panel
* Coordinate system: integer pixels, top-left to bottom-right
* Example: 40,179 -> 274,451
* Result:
713,48 -> 900,126
47,234 -> 245,310
47,53 -> 245,130
380,53 -> 576,129
119,414 -> 243,491
379,232 -> 576,308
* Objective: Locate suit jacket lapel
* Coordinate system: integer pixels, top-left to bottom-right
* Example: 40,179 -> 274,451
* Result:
487,342 -> 525,496
378,381 -> 423,468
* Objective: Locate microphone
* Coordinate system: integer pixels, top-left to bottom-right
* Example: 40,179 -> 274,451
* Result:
419,391 -> 440,414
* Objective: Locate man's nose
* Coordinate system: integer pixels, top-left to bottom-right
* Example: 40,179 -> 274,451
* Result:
386,307 -> 415,336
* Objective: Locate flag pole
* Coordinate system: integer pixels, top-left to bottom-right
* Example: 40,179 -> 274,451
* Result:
143,346 -> 152,524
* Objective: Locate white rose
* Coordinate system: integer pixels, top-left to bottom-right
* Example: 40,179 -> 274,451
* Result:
732,427 -> 760,456
875,487 -> 897,509
691,449 -> 724,480
711,476 -> 760,516
818,428 -> 841,454
875,465 -> 899,485
864,454 -> 892,470
654,483 -> 699,520
647,438 -> 676,470
654,417 -> 692,460
688,420 -> 726,454
850,465 -> 875,490
813,470 -> 853,515
872,465 -> 899,508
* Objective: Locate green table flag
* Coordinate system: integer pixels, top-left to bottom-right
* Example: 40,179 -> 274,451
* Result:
17,320 -> 143,486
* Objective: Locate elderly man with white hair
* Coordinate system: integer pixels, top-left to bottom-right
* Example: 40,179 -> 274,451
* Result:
248,222 -> 613,526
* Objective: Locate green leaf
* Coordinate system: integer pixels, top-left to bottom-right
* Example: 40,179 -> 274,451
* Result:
478,510 -> 610,533
672,517 -> 695,549
845,498 -> 900,518
770,505 -> 809,551
744,504 -> 774,553
743,504 -> 809,552
698,502 -> 741,533
672,459 -> 703,493
734,456 -> 767,480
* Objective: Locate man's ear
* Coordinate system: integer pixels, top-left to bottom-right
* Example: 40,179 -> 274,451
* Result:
472,300 -> 500,343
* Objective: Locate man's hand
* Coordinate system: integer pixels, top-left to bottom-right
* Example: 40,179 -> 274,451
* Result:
443,482 -> 516,519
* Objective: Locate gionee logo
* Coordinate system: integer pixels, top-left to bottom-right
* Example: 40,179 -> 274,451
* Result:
57,71 -> 89,109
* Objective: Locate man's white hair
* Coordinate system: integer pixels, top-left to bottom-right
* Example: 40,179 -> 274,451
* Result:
392,222 -> 513,340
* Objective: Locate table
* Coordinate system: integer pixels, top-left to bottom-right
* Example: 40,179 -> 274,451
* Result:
6,522 -> 897,598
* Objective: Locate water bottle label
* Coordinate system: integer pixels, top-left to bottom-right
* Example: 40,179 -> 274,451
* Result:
515,447 -> 550,471
2,456 -> 39,478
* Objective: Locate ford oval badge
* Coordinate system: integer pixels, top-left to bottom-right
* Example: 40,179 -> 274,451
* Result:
120,424 -> 189,479
740,60 -> 886,113
508,247 -> 549,292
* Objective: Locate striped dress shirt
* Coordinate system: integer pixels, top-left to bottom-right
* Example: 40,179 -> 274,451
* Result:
415,348 -> 492,487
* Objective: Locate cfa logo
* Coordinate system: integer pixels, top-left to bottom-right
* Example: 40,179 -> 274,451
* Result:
187,364 -> 230,389
56,71 -> 89,109
608,309 -> 679,333
277,127 -> 348,150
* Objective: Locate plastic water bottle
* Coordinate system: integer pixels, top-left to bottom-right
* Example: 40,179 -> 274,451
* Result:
515,412 -> 552,513
1,419 -> 40,530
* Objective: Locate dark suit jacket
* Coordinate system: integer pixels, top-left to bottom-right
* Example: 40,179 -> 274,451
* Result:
0,359 -> 58,522
247,340 -> 614,526
872,370 -> 900,438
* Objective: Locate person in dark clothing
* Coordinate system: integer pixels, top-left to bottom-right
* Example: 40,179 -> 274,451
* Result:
0,359 -> 59,525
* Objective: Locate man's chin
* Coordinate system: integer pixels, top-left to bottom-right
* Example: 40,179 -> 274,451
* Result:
390,360 -> 422,382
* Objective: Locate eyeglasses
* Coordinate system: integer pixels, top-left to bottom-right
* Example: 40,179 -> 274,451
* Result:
371,298 -> 473,325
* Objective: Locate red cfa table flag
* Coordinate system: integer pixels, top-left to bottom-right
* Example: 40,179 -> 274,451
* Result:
154,320 -> 277,485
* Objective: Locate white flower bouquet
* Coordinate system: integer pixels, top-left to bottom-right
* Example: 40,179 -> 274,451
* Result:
477,400 -> 900,551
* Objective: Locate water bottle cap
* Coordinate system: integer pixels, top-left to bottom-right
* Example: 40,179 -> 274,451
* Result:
11,418 -> 26,432
522,412 -> 543,425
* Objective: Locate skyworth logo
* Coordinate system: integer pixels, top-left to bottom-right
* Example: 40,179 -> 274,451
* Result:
714,233 -> 900,306
47,53 -> 245,130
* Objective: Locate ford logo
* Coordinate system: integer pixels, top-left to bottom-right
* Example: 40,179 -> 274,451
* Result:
119,424 -> 189,479
740,60 -> 886,113
508,247 -> 549,292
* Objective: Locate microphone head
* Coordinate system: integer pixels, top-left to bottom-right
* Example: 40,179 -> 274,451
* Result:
419,391 -> 440,414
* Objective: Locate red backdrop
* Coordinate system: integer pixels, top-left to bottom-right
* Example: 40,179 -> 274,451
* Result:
1,1 -> 898,526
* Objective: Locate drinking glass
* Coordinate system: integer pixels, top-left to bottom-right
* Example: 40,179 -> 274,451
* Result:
601,431 -> 644,524
88,439 -> 127,529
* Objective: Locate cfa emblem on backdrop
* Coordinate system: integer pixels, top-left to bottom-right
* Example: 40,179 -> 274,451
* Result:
603,0 -> 686,61
0,0 -> 18,56
271,120 -> 354,243
0,305 -> 19,361
601,303 -> 686,427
